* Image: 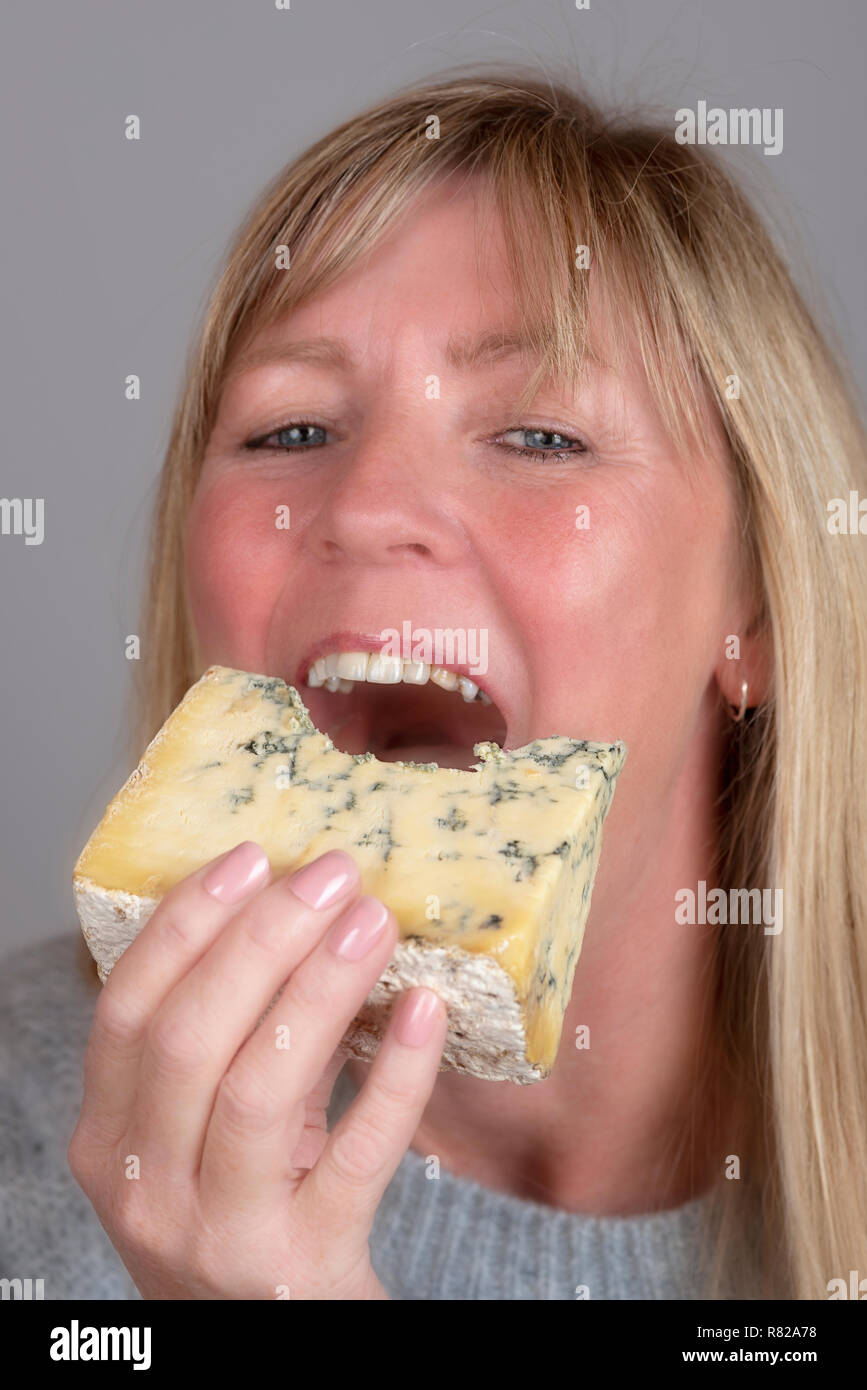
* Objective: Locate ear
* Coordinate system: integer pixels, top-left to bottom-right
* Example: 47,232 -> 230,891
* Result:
715,614 -> 773,715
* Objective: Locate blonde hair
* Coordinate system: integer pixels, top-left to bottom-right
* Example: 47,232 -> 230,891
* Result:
135,67 -> 867,1300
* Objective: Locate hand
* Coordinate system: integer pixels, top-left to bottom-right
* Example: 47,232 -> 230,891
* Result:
68,842 -> 448,1299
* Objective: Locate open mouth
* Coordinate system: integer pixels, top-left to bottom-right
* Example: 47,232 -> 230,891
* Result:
300,651 -> 509,770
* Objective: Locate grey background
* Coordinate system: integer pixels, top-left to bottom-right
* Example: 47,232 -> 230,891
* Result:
1,0 -> 864,958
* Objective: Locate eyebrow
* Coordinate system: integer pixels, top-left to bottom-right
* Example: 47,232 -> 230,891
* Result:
224,328 -> 539,381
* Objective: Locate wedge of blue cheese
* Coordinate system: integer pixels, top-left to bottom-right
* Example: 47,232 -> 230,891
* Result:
73,666 -> 626,1083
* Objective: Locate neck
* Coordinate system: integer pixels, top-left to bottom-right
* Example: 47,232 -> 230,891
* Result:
349,711 -> 736,1216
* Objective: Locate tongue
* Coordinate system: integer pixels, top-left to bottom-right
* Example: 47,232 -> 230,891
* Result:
323,710 -> 477,770
377,742 -> 480,770
378,721 -> 477,770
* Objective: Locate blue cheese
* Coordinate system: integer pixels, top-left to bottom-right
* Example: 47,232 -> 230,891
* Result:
73,666 -> 626,1083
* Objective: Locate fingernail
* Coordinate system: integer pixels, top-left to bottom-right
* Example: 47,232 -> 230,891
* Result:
202,841 -> 270,903
289,849 -> 358,910
327,896 -> 389,960
393,988 -> 442,1047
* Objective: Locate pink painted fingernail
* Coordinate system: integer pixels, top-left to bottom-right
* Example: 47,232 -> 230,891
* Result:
327,896 -> 389,960
289,850 -> 358,910
393,988 -> 442,1047
202,841 -> 270,903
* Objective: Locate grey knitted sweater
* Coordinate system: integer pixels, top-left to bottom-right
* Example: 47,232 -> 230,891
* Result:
0,933 -> 759,1300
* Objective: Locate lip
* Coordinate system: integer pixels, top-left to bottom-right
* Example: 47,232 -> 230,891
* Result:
292,628 -> 512,744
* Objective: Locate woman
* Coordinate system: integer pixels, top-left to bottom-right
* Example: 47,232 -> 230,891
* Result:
3,69 -> 866,1301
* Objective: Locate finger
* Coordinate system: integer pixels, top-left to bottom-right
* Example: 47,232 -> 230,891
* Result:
301,986 -> 448,1242
199,894 -> 400,1215
272,1051 -> 350,1175
301,1049 -> 349,1133
76,841 -> 272,1149
127,850 -> 363,1178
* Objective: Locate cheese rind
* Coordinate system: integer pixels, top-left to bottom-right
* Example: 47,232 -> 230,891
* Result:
73,666 -> 626,1083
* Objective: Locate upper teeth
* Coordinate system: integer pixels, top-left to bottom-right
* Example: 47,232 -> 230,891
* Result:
305,651 -> 492,704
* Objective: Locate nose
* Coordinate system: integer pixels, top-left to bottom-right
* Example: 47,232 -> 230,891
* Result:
306,414 -> 471,568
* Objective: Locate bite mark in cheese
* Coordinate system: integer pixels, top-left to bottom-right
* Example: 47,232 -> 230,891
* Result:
73,666 -> 626,1083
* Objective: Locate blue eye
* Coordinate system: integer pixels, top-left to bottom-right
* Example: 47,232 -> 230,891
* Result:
245,421 -> 327,452
498,426 -> 588,463
244,420 -> 589,463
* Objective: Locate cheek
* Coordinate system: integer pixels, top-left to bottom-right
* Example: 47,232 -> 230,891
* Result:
184,476 -> 288,671
490,475 -> 731,739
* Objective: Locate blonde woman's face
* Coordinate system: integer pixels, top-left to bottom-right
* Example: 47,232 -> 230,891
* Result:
187,181 -> 747,835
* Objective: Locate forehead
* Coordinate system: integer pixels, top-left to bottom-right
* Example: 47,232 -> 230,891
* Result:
217,176 -> 724,464
226,181 -> 529,372
223,180 -> 624,398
